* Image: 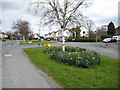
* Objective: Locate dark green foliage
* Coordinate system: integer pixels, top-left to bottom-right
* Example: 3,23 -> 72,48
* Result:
65,38 -> 102,42
44,46 -> 102,68
72,26 -> 81,38
72,32 -> 75,38
107,22 -> 115,35
100,34 -> 112,40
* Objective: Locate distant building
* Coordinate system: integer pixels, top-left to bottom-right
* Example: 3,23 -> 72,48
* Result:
32,33 -> 40,39
44,27 -> 89,40
80,27 -> 89,38
115,26 -> 120,35
0,32 -> 8,39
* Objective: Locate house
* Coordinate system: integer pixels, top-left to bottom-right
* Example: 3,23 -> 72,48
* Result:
32,33 -> 40,39
80,27 -> 89,38
115,26 -> 120,35
44,34 -> 49,39
0,32 -> 8,39
63,29 -> 73,39
44,27 -> 89,40
0,32 -> 4,39
52,31 -> 58,40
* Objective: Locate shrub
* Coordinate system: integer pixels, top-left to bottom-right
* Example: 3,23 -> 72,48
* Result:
44,46 -> 102,68
65,38 -> 102,42
100,35 -> 112,40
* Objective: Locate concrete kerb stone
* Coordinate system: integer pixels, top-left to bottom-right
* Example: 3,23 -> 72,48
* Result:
21,49 -> 63,88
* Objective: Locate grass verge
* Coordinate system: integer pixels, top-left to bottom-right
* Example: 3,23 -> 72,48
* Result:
20,40 -> 57,45
23,47 -> 119,88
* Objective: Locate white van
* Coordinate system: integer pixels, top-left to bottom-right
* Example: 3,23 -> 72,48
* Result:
112,36 -> 120,43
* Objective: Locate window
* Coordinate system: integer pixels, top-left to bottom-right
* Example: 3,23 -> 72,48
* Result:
66,31 -> 69,35
83,31 -> 85,34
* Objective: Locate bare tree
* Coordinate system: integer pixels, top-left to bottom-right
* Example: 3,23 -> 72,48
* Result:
96,25 -> 107,37
84,19 -> 95,38
89,30 -> 96,38
12,19 -> 31,42
29,0 -> 92,51
13,31 -> 21,40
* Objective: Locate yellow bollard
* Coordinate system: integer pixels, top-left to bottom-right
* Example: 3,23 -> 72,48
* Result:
45,43 -> 51,47
45,43 -> 48,47
47,43 -> 51,47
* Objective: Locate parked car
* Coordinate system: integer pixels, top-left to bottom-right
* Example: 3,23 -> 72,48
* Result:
2,39 -> 6,42
112,36 -> 120,43
47,39 -> 50,41
103,38 -> 117,43
103,38 -> 111,43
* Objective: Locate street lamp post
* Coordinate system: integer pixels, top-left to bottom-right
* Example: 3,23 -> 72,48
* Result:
95,31 -> 97,42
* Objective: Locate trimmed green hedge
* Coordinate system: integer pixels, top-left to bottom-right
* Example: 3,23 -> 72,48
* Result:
100,35 -> 112,40
65,38 -> 102,42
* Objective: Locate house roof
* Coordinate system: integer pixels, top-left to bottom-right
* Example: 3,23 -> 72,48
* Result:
53,31 -> 58,33
0,32 -> 6,35
116,26 -> 120,30
44,34 -> 48,36
64,29 -> 73,32
115,26 -> 120,35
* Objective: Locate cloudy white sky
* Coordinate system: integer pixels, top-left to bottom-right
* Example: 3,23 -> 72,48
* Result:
0,0 -> 119,36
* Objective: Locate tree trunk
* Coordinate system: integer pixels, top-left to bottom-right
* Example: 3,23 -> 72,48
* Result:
61,26 -> 65,52
23,36 -> 25,43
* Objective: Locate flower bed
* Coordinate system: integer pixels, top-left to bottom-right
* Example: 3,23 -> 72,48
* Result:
44,46 -> 102,68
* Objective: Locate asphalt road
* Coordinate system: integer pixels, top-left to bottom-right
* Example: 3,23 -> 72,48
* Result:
51,42 -> 119,60
2,41 -> 61,88
20,41 -> 119,59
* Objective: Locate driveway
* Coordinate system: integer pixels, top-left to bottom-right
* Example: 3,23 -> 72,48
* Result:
2,41 -> 61,88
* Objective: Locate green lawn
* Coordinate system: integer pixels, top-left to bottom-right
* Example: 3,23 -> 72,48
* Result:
20,40 -> 57,45
23,47 -> 119,88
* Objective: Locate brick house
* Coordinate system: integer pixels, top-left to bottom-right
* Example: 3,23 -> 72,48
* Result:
115,26 -> 120,35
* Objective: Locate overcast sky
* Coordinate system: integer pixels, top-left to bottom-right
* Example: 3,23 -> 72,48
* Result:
0,0 -> 119,36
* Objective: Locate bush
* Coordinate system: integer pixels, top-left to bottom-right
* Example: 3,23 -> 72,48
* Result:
44,46 -> 102,68
101,35 -> 112,40
65,38 -> 102,42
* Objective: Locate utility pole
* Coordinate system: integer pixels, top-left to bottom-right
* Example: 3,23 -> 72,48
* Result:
95,31 -> 97,42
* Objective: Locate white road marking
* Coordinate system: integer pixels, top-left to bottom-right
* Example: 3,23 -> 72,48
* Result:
4,54 -> 12,57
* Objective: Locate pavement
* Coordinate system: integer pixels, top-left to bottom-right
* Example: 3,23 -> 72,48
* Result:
2,41 -> 61,88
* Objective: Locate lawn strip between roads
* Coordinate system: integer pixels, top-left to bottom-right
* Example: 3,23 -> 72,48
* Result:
23,47 -> 119,88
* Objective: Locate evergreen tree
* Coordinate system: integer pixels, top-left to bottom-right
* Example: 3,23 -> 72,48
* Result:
72,26 -> 81,38
107,22 -> 115,35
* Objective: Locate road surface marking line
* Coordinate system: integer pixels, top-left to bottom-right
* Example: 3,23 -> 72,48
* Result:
4,54 -> 12,57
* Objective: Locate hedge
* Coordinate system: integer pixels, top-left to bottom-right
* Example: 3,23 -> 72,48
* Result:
65,38 -> 102,42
